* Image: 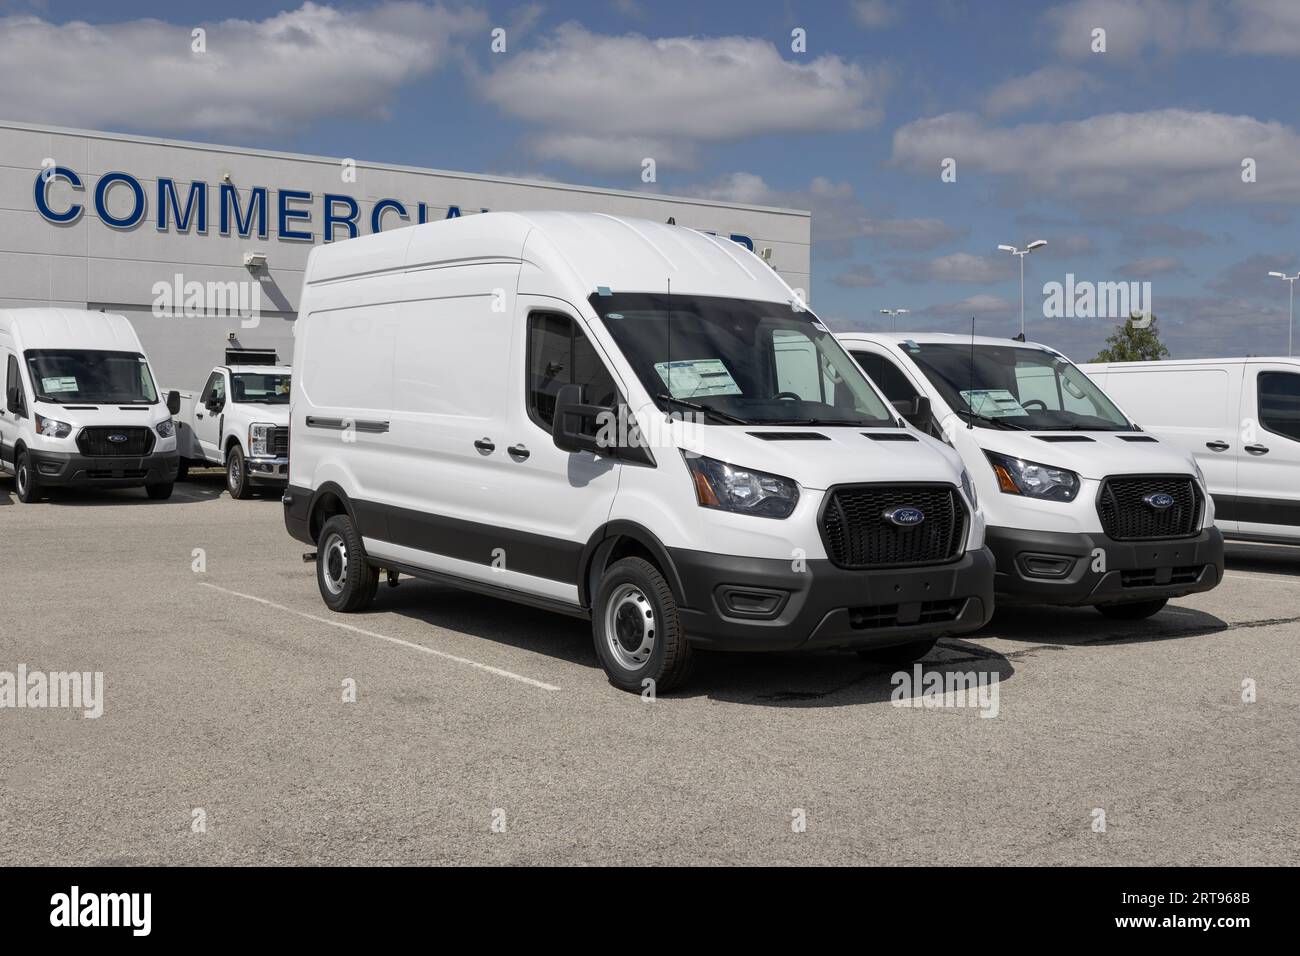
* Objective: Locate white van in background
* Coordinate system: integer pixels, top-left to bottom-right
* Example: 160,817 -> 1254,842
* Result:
0,309 -> 180,502
284,212 -> 994,692
1081,357 -> 1300,545
839,332 -> 1224,619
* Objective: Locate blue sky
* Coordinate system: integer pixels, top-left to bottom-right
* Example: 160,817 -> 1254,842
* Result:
3,0 -> 1299,359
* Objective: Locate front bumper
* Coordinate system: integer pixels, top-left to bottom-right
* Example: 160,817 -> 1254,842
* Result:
668,546 -> 995,652
985,525 -> 1224,607
28,448 -> 179,488
245,455 -> 289,485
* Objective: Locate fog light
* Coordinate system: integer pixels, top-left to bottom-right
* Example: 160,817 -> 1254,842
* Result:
717,586 -> 787,618
1018,553 -> 1076,579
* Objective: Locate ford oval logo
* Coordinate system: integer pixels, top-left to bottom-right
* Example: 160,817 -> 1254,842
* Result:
1144,492 -> 1175,510
107,433 -> 129,443
883,505 -> 926,527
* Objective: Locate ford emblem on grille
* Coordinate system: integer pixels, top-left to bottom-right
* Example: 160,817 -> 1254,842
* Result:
882,505 -> 926,527
107,433 -> 129,443
1143,492 -> 1175,510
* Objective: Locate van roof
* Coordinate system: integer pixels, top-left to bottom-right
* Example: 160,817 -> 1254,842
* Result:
0,308 -> 144,352
303,211 -> 798,306
837,331 -> 1067,352
1082,356 -> 1300,368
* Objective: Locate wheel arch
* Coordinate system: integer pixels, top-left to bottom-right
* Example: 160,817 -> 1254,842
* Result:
579,520 -> 686,610
307,481 -> 358,544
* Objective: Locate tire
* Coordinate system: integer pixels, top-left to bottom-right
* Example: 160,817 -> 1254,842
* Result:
1096,599 -> 1167,621
316,514 -> 379,613
145,482 -> 174,500
856,638 -> 938,666
14,450 -> 43,503
592,557 -> 694,694
226,445 -> 253,499
175,458 -> 190,482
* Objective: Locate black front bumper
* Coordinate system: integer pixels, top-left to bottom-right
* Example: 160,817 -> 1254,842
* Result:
668,546 -> 995,652
28,448 -> 179,488
985,525 -> 1224,607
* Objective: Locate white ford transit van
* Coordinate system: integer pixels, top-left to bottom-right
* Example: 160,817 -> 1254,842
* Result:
1081,357 -> 1300,546
839,333 -> 1224,619
284,213 -> 994,692
0,309 -> 180,502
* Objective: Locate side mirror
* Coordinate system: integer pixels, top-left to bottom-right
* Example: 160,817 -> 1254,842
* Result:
892,395 -> 933,433
166,390 -> 182,416
6,383 -> 21,417
552,383 -> 607,455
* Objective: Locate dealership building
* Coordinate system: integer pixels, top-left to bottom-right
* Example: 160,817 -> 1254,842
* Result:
0,121 -> 812,390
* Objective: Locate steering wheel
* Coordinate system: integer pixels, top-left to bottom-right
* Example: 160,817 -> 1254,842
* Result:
773,391 -> 803,401
1021,399 -> 1047,411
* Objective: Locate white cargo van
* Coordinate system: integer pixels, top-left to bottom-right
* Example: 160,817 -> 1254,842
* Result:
0,309 -> 179,502
284,212 -> 994,692
839,333 -> 1223,619
1081,357 -> 1300,545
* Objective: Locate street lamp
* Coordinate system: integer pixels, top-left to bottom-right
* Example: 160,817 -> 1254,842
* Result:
1268,271 -> 1299,357
879,307 -> 909,331
998,239 -> 1048,339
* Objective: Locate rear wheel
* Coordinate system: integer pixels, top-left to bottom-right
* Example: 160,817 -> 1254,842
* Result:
226,445 -> 252,499
856,638 -> 938,666
145,482 -> 174,500
316,514 -> 379,612
1096,599 -> 1167,621
592,557 -> 694,694
14,450 -> 43,503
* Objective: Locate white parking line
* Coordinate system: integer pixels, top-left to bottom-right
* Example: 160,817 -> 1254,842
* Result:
200,582 -> 561,692
1225,571 -> 1299,588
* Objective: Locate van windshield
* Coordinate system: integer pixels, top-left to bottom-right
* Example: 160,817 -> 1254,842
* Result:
231,372 -> 291,404
25,350 -> 159,405
900,342 -> 1133,431
591,293 -> 895,426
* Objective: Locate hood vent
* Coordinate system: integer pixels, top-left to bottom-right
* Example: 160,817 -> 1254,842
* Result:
747,432 -> 829,441
1035,435 -> 1095,442
864,432 -> 918,442
1117,435 -> 1158,443
62,405 -> 99,410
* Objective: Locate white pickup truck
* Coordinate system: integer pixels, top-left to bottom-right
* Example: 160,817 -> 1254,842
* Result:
167,352 -> 291,499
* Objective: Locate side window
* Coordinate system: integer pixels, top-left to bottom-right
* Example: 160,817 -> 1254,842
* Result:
5,354 -> 21,412
853,351 -> 920,406
204,372 -> 225,409
1259,371 -> 1300,442
527,312 -> 618,430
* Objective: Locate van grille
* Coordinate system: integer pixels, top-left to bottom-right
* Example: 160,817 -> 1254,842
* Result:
271,426 -> 289,457
1097,475 -> 1201,540
76,426 -> 155,457
820,483 -> 965,569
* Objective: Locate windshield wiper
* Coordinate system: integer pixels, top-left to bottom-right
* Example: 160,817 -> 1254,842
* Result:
656,394 -> 750,425
955,409 -> 1028,431
750,417 -> 875,426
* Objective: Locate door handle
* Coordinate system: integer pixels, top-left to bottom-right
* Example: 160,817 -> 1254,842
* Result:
1244,444 -> 1270,455
474,438 -> 495,453
196,412 -> 204,419
508,444 -> 530,461
1205,440 -> 1229,451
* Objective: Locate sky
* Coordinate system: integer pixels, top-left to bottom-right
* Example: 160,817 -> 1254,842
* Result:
2,0 -> 1299,360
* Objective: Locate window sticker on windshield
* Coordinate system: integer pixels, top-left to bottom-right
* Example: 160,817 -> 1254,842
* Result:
960,388 -> 1029,417
654,359 -> 743,398
42,376 -> 78,393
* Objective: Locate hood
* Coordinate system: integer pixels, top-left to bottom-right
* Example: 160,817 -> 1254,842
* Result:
971,430 -> 1196,480
234,402 -> 291,425
32,401 -> 169,429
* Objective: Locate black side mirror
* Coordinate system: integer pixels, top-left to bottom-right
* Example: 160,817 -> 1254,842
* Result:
892,395 -> 933,433
166,390 -> 182,416
6,383 -> 21,417
552,383 -> 608,455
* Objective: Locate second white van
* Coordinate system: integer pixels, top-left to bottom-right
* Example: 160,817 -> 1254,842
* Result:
283,213 -> 995,692
840,332 -> 1224,619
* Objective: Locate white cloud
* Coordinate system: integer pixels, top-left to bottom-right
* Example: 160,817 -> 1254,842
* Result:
475,24 -> 888,170
1230,0 -> 1300,53
1116,256 -> 1186,278
1042,0 -> 1223,60
831,264 -> 885,288
892,252 -> 1014,284
983,66 -> 1099,116
891,109 -> 1300,212
851,0 -> 898,29
0,2 -> 486,135
918,294 -> 1016,317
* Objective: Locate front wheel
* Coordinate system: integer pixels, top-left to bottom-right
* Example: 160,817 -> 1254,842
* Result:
316,514 -> 379,612
145,482 -> 174,500
226,445 -> 252,499
14,450 -> 43,503
1096,599 -> 1167,621
592,557 -> 694,694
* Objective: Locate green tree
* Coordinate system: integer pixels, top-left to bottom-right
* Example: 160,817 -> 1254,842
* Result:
1092,314 -> 1171,362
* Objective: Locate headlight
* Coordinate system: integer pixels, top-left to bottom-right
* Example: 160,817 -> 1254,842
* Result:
683,453 -> 799,518
985,450 -> 1080,502
959,468 -> 978,508
155,418 -> 175,438
34,413 -> 72,438
249,423 -> 274,457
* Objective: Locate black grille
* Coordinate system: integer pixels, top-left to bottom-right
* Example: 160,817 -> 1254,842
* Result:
76,426 -> 155,457
1097,475 -> 1201,540
820,483 -> 966,569
849,599 -> 965,630
1121,566 -> 1203,588
271,426 -> 290,457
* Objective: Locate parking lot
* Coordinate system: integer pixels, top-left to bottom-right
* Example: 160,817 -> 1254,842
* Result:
2,474 -> 1298,866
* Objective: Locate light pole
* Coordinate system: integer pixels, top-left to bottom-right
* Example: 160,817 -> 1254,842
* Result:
1268,271 -> 1299,357
879,308 -> 909,331
998,240 -> 1047,339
